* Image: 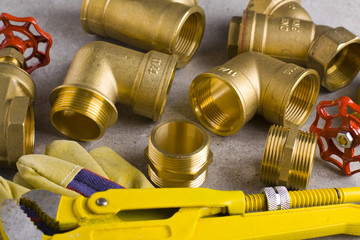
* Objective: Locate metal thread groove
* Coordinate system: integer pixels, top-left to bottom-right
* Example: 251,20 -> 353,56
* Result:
285,74 -> 318,126
326,44 -> 360,90
174,13 -> 202,65
261,125 -> 317,190
50,87 -> 116,141
24,105 -> 34,154
245,188 -> 345,213
145,120 -> 212,188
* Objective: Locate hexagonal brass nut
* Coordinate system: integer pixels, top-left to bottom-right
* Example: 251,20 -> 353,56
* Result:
145,148 -> 213,181
6,96 -> 34,165
307,27 -> 360,91
0,48 -> 24,67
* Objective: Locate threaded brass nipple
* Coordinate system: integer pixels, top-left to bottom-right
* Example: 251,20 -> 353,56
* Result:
145,120 -> 213,188
260,124 -> 317,190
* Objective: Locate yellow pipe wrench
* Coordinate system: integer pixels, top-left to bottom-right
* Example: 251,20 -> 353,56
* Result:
1,187 -> 360,239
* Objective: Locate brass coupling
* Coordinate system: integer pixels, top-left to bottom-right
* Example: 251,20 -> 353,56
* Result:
50,41 -> 177,141
246,0 -> 311,21
189,52 -> 319,136
0,48 -> 35,166
228,10 -> 360,91
145,120 -> 213,188
80,0 -> 205,68
260,124 -> 317,190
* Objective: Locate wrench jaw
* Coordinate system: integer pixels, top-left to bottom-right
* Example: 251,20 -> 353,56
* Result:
0,199 -> 43,240
20,189 -> 62,231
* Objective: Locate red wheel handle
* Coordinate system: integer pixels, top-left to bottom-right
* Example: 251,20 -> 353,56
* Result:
310,96 -> 360,175
0,13 -> 52,74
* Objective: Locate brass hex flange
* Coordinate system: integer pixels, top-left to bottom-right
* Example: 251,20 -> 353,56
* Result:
80,0 -> 205,68
0,48 -> 35,166
145,119 -> 213,188
260,124 -> 317,190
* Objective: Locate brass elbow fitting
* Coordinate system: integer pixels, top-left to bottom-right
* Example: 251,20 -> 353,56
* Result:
50,41 -> 177,141
228,10 -> 360,91
80,0 -> 205,68
260,124 -> 317,190
189,52 -> 319,136
0,48 -> 35,166
246,0 -> 311,21
145,120 -> 213,188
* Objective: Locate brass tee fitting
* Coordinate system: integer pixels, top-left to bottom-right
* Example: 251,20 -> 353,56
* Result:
260,124 -> 317,190
246,0 -> 311,21
189,52 -> 320,136
228,10 -> 360,91
50,41 -> 177,141
0,48 -> 35,166
145,120 -> 213,188
80,0 -> 205,68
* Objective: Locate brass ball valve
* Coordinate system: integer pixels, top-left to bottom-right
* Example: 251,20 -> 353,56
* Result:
228,2 -> 360,91
0,13 -> 52,166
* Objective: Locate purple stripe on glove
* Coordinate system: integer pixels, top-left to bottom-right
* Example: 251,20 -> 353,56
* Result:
67,169 -> 125,197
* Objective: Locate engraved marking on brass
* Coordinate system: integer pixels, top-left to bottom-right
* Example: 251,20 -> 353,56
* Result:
288,4 -> 296,10
283,66 -> 299,75
218,67 -> 237,77
280,18 -> 301,32
149,58 -> 162,74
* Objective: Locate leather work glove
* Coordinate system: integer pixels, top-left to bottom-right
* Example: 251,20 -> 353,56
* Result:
14,140 -> 153,198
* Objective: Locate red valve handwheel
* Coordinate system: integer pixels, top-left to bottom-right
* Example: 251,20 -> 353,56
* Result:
0,13 -> 52,74
310,96 -> 360,176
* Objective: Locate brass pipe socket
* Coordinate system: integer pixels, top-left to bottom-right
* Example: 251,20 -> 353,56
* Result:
145,119 -> 213,188
260,124 -> 317,190
50,41 -> 177,141
80,0 -> 205,68
246,0 -> 312,21
189,52 -> 320,136
228,10 -> 360,91
0,48 -> 35,166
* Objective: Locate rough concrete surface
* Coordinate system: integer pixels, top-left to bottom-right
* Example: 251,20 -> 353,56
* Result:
0,0 -> 360,239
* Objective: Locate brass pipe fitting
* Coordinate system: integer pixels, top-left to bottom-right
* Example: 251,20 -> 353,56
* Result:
189,52 -> 320,136
50,41 -> 177,141
80,0 -> 205,68
228,10 -> 360,91
246,0 -> 312,21
260,124 -> 317,190
0,48 -> 35,166
145,119 -> 213,188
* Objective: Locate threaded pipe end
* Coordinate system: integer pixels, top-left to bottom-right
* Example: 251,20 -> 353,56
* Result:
49,86 -> 117,141
145,120 -> 212,188
285,72 -> 319,126
325,43 -> 360,91
174,9 -> 204,67
189,76 -> 244,136
261,125 -> 317,190
24,105 -> 34,154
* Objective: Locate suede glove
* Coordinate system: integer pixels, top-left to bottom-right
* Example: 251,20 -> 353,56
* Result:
14,140 -> 153,197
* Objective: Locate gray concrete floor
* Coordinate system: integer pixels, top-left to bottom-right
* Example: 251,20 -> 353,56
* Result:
1,0 -> 360,239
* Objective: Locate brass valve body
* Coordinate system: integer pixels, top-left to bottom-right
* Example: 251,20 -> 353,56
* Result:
228,10 -> 360,91
246,0 -> 312,21
0,48 -> 35,166
50,41 -> 177,141
145,120 -> 213,188
260,124 -> 317,190
189,52 -> 319,136
80,0 -> 205,68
